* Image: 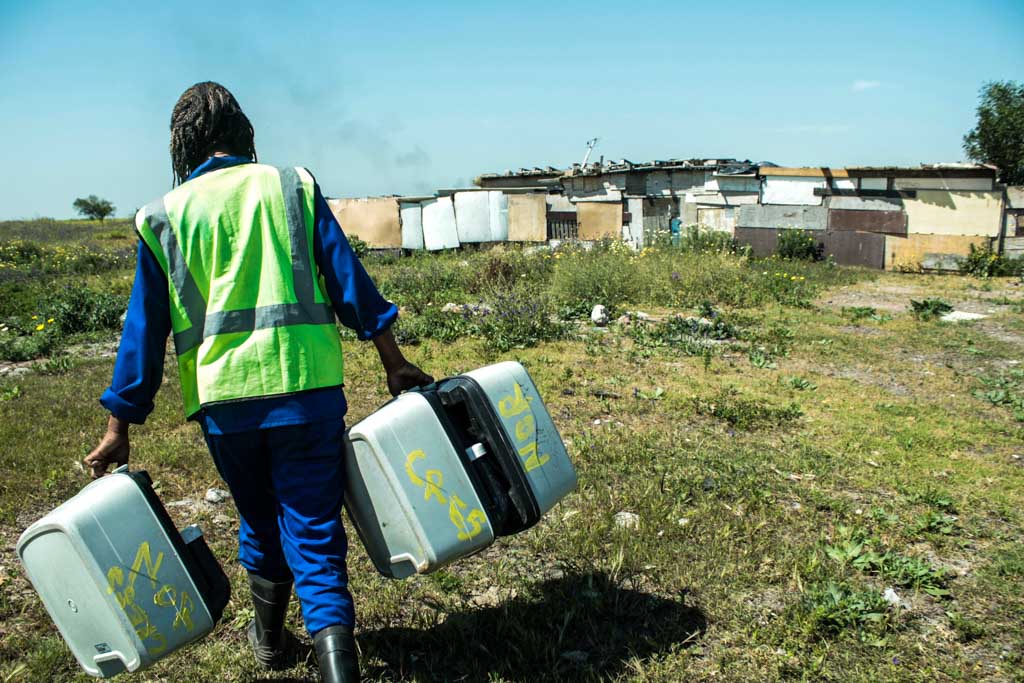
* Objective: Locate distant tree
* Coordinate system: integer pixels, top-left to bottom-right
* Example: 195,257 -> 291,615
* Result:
963,80 -> 1024,185
73,195 -> 116,222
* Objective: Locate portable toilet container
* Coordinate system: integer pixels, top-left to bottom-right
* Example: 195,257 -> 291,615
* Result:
17,467 -> 231,678
345,360 -> 577,578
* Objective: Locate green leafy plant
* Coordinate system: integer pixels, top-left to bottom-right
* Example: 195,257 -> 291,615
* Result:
910,298 -> 953,320
800,582 -> 893,638
786,376 -> 817,391
959,244 -> 1024,278
748,347 -> 777,370
776,229 -> 823,261
825,526 -> 951,597
692,388 -> 802,430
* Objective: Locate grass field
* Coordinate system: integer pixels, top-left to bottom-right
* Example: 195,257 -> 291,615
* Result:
1,220 -> 1023,682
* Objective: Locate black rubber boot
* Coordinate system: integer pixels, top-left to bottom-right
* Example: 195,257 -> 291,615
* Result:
314,625 -> 360,683
247,573 -> 294,668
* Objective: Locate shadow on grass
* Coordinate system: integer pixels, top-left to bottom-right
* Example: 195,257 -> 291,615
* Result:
360,571 -> 707,681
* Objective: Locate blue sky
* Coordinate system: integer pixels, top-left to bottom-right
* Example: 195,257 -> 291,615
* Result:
1,0 -> 1022,219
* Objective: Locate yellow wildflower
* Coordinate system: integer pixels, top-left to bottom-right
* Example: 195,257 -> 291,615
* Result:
47,318 -> 54,323
36,324 -> 45,331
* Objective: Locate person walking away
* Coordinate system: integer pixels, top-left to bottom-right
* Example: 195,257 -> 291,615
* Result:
83,81 -> 431,683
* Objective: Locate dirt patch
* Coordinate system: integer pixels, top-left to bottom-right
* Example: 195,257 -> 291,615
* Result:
824,364 -> 911,396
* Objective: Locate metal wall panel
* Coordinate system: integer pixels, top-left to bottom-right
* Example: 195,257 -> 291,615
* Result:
828,209 -> 907,235
697,207 -> 735,233
488,191 -> 509,241
827,196 -> 904,212
453,192 -> 491,243
903,190 -> 1003,236
821,231 -> 886,268
738,205 -> 828,230
734,227 -> 780,257
894,177 -> 993,191
761,177 -> 826,206
885,234 -> 988,271
577,202 -> 623,240
327,198 -> 402,248
399,202 -> 424,250
422,197 -> 460,251
507,194 -> 547,242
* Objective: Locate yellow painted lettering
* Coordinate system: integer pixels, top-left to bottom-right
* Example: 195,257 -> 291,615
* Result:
128,542 -> 164,591
448,495 -> 486,541
515,414 -> 535,441
405,450 -> 426,487
498,383 -> 530,418
423,469 -> 447,504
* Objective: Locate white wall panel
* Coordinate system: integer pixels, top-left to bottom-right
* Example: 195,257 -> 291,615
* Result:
422,197 -> 460,251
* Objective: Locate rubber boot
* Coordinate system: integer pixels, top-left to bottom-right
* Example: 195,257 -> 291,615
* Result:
314,625 -> 360,683
247,573 -> 293,668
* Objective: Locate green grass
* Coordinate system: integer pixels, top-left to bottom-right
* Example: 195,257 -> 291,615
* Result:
1,222 -> 1023,681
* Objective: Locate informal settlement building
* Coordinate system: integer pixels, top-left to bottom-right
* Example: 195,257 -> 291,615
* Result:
327,158 -> 1020,271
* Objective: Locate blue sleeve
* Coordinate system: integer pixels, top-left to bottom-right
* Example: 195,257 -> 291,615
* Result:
312,184 -> 398,340
99,240 -> 171,423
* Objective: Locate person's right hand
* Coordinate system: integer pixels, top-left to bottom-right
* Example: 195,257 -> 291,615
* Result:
83,417 -> 131,479
386,361 -> 434,397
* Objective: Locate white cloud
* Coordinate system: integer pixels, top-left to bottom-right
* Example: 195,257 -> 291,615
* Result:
851,80 -> 882,92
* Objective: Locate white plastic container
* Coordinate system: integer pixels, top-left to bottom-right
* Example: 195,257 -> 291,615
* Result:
17,468 -> 230,677
345,361 -> 576,578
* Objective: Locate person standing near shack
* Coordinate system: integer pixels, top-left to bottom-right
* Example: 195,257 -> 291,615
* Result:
83,81 -> 431,683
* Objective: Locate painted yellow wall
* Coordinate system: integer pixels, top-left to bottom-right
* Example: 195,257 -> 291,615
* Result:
507,194 -> 547,242
327,198 -> 402,248
885,234 -> 988,270
577,202 -> 622,240
903,191 -> 1002,236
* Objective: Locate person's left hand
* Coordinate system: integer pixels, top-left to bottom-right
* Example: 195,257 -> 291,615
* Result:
84,418 -> 131,479
386,361 -> 434,397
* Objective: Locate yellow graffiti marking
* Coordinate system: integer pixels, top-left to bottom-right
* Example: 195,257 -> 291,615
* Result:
104,540 -> 194,654
423,469 -> 447,504
405,449 -> 487,543
514,413 -> 535,441
154,585 -> 196,633
498,382 -> 531,418
406,450 -> 448,504
405,449 -> 426,486
449,495 -> 487,541
499,382 -> 552,474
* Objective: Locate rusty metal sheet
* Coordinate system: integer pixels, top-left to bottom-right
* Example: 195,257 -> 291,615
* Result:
828,209 -> 906,236
821,231 -> 886,269
733,227 -> 780,257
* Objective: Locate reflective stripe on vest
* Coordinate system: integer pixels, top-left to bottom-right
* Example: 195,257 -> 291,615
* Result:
141,168 -> 335,355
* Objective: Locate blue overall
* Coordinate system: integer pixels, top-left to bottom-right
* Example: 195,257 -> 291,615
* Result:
100,155 -> 398,635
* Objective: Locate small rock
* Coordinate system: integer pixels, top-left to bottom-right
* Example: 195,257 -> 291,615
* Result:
205,488 -> 231,504
470,585 -> 502,608
441,302 -> 460,313
213,514 -> 233,526
546,568 -> 565,580
677,517 -> 690,527
882,587 -> 907,609
592,419 -> 602,426
560,650 -> 589,665
6,367 -> 30,378
615,314 -> 632,325
633,311 -> 651,321
614,511 -> 640,529
166,498 -> 196,509
790,502 -> 802,511
590,305 -> 609,326
701,476 -> 717,492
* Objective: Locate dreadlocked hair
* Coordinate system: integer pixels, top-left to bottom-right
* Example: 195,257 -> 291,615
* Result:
169,81 -> 257,186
